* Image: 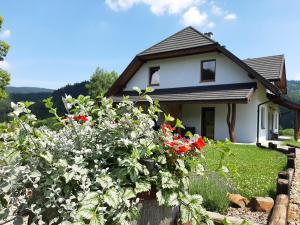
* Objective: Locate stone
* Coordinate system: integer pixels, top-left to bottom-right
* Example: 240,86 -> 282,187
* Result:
228,194 -> 249,208
250,197 -> 274,212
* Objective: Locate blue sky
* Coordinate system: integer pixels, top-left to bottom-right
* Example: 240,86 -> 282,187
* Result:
1,0 -> 300,89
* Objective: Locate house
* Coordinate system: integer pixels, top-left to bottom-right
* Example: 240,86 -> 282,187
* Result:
107,27 -> 300,143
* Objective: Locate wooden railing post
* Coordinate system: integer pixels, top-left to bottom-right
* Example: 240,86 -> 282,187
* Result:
227,103 -> 237,142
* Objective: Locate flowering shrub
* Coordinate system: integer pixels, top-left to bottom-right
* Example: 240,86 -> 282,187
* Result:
0,89 -> 230,225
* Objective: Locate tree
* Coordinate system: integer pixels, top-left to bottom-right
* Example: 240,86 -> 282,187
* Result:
86,67 -> 118,99
0,16 -> 10,99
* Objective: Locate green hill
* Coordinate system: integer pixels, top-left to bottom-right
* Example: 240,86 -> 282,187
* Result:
6,86 -> 54,94
280,80 -> 300,129
0,81 -> 89,122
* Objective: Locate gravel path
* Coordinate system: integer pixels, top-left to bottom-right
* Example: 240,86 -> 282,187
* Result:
288,148 -> 300,225
226,207 -> 268,224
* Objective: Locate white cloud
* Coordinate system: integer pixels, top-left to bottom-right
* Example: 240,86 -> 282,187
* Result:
211,4 -> 223,16
105,0 -> 138,11
224,13 -> 237,21
105,0 -> 205,15
207,21 -> 215,28
0,29 -> 11,39
181,7 -> 210,28
106,0 -> 236,27
0,61 -> 10,71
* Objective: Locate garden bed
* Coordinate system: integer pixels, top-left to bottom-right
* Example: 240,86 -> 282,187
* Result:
190,144 -> 287,214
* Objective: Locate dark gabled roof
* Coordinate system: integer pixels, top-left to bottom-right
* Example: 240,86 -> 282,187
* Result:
243,55 -> 284,80
107,27 -> 282,97
138,27 -> 216,56
113,82 -> 256,104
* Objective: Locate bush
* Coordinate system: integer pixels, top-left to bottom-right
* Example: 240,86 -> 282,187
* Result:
190,173 -> 236,213
34,117 -> 64,130
0,92 -> 228,225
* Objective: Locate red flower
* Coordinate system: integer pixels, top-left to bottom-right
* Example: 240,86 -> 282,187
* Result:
73,115 -> 88,123
193,137 -> 206,150
179,145 -> 189,153
172,134 -> 182,140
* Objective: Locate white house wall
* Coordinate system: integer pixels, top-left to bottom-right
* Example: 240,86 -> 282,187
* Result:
124,52 -> 253,90
181,83 -> 275,143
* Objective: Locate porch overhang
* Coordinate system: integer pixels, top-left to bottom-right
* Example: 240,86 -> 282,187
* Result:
267,93 -> 300,111
112,82 -> 257,104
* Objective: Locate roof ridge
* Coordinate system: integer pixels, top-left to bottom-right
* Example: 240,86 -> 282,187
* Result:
138,26 -> 215,56
187,26 -> 217,44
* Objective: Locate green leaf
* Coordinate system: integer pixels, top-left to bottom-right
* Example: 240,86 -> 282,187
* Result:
123,188 -> 136,200
96,175 -> 113,189
43,97 -> 54,109
185,131 -> 193,138
40,151 -> 53,163
30,170 -> 41,178
134,181 -> 151,194
175,119 -> 185,129
133,87 -> 142,95
103,189 -> 120,208
145,95 -> 153,104
145,87 -> 154,93
89,214 -> 106,225
64,171 -> 75,183
164,114 -> 174,122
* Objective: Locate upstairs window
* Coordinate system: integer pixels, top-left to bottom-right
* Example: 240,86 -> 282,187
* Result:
149,66 -> 160,86
261,107 -> 266,129
201,60 -> 216,82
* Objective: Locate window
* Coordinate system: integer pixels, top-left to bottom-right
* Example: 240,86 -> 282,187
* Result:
274,112 -> 278,129
149,66 -> 160,86
261,107 -> 266,129
201,60 -> 216,82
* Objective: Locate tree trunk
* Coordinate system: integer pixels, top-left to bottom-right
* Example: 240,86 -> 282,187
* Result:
227,104 -> 237,142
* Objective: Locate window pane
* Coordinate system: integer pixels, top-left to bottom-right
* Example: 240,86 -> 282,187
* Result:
261,107 -> 265,129
201,60 -> 216,81
149,67 -> 160,85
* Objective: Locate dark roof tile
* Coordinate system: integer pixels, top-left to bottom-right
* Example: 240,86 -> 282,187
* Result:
243,55 -> 284,80
138,27 -> 215,56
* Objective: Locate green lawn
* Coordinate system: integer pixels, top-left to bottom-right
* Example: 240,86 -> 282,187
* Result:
190,144 -> 287,212
285,140 -> 300,148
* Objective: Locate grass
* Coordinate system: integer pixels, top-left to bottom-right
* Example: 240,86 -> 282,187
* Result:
190,144 -> 287,213
279,128 -> 294,137
284,140 -> 300,148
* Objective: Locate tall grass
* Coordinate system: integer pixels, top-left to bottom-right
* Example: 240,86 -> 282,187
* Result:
189,173 -> 236,213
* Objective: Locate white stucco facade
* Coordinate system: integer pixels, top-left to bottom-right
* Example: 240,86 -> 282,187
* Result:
121,52 -> 280,143
124,52 -> 252,91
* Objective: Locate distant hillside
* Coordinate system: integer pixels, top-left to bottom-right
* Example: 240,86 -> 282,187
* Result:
0,81 -> 89,122
6,86 -> 54,94
280,80 -> 300,129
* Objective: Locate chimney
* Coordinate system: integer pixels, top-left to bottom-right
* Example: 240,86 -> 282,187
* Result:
204,32 -> 213,39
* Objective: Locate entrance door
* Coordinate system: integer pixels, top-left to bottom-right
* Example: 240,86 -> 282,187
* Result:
201,107 -> 215,139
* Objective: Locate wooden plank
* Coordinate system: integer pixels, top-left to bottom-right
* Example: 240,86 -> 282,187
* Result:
268,194 -> 289,225
277,178 -> 289,195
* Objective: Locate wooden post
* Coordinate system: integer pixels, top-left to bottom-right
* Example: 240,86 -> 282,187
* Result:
227,103 -> 237,142
268,194 -> 289,225
294,110 -> 300,141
